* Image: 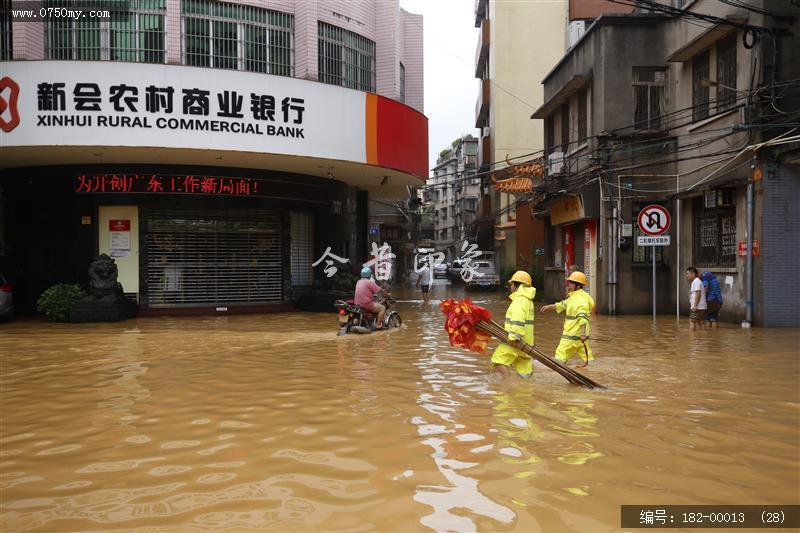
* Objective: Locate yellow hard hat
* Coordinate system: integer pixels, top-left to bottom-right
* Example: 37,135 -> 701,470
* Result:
509,270 -> 532,286
567,271 -> 588,286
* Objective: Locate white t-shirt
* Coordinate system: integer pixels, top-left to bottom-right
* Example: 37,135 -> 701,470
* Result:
419,265 -> 432,285
690,277 -> 707,310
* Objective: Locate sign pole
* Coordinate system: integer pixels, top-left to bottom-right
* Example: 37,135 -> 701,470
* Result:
638,204 -> 671,323
652,245 -> 656,320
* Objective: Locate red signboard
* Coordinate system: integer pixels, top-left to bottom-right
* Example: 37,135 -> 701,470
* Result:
564,224 -> 575,270
74,173 -> 333,203
737,240 -> 760,257
75,174 -> 262,196
109,220 -> 130,232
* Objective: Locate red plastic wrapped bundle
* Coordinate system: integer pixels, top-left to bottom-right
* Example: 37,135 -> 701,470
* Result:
439,298 -> 494,354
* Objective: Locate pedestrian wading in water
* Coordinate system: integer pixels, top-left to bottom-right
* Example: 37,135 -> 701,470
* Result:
491,270 -> 535,378
540,271 -> 595,366
684,266 -> 707,331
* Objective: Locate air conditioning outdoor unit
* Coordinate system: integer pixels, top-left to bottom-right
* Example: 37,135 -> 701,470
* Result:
567,20 -> 586,48
547,152 -> 565,175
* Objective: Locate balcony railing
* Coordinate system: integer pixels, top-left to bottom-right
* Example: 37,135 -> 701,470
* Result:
475,78 -> 490,128
474,18 -> 489,78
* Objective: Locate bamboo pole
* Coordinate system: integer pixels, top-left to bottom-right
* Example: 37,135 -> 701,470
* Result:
476,320 -> 605,389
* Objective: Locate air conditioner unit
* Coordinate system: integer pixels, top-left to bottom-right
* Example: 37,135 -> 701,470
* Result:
547,152 -> 565,175
567,20 -> 586,48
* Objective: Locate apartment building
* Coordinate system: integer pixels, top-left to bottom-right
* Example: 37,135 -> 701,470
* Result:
423,135 -> 479,260
531,0 -> 800,325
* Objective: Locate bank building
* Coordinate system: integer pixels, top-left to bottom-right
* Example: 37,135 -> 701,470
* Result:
0,0 -> 427,313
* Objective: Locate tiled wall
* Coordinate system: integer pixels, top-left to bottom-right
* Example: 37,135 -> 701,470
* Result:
8,0 -> 423,112
401,10 -> 424,113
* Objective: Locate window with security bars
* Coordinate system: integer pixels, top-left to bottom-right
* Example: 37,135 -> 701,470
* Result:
633,67 -> 666,130
1,0 -> 11,60
46,0 -> 166,63
693,195 -> 737,268
318,22 -> 376,92
577,88 -> 587,141
560,102 -> 570,149
182,0 -> 293,75
716,32 -> 737,111
692,49 -> 710,122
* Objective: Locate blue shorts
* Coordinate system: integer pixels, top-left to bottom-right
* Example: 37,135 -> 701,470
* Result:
420,284 -> 430,293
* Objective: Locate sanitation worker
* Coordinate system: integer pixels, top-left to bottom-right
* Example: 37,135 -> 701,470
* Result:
540,271 -> 595,366
491,271 -> 536,378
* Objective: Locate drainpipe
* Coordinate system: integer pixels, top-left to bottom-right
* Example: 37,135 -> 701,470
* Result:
745,179 -> 754,325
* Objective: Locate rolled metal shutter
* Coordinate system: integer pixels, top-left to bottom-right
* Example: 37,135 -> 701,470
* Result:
144,208 -> 282,307
290,211 -> 314,286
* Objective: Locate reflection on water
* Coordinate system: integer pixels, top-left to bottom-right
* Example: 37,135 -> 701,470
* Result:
1,285 -> 798,531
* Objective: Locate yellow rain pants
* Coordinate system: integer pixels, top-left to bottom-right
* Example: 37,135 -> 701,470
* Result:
554,288 -> 595,364
491,285 -> 536,376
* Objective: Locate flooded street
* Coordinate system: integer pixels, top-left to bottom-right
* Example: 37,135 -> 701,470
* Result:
1,285 -> 798,532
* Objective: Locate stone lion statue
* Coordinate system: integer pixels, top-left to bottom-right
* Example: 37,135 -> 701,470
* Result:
87,254 -> 125,301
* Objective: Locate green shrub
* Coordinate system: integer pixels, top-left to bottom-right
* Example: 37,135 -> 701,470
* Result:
37,284 -> 85,322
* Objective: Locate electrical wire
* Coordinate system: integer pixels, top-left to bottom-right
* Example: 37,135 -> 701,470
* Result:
423,77 -> 800,191
718,0 -> 799,20
606,0 -> 775,34
422,80 -> 788,185
401,6 -> 540,112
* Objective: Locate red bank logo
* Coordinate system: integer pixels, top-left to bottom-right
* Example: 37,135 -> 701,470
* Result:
0,76 -> 21,133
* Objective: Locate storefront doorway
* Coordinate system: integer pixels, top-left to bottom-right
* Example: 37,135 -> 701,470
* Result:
142,208 -> 282,307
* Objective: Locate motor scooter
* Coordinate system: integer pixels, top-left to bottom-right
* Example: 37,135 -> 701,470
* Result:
334,295 -> 402,335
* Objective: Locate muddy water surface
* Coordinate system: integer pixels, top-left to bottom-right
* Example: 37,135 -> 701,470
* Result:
1,286 -> 798,531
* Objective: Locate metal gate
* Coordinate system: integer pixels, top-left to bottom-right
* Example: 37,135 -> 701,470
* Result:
144,208 -> 282,307
290,211 -> 314,286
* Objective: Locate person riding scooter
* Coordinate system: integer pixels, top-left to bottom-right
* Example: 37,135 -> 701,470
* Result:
354,266 -> 391,330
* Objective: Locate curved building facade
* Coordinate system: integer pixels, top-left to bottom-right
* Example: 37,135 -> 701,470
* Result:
0,0 -> 426,313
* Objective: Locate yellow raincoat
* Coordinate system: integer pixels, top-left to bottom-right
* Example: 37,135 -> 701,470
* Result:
491,285 -> 536,376
554,288 -> 595,363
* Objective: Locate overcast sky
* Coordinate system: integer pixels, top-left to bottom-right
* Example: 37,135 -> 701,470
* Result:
400,0 -> 479,170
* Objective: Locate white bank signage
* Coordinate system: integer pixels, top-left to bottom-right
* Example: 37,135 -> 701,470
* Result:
0,61 -> 366,162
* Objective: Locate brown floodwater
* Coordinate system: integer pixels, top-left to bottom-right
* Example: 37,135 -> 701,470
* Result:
1,285 -> 798,532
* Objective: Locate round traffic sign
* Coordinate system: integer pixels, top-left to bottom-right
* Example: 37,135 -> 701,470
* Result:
637,204 -> 671,236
